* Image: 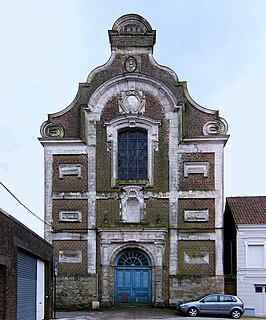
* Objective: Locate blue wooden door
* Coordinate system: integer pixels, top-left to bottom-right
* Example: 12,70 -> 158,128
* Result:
114,249 -> 152,304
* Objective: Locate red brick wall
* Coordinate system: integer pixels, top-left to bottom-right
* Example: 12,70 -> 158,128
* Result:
179,153 -> 215,191
53,240 -> 88,275
0,265 -> 6,319
52,154 -> 88,193
178,198 -> 215,231
0,210 -> 53,320
178,240 -> 215,276
183,102 -> 216,137
96,93 -> 169,192
52,199 -> 88,231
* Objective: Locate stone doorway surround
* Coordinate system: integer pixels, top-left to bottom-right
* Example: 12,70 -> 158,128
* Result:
98,228 -> 167,306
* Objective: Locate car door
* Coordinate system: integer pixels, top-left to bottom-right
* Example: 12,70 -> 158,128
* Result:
199,294 -> 219,314
218,294 -> 236,314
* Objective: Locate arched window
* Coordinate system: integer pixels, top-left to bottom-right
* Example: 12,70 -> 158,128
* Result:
118,129 -> 147,180
116,249 -> 150,266
105,115 -> 160,187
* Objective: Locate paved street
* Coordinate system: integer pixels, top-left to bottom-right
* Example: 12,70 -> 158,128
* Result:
55,305 -> 194,319
54,305 -> 258,320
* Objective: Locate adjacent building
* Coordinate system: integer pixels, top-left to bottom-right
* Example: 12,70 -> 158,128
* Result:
224,196 -> 266,317
0,208 -> 53,320
39,14 -> 229,309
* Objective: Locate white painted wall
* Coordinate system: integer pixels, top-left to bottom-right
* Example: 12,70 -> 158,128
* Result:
237,225 -> 266,317
36,260 -> 45,320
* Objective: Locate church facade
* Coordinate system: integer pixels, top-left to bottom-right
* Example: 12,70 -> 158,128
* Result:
39,14 -> 229,309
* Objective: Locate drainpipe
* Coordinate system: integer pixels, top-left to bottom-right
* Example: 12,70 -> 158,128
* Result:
96,273 -> 98,301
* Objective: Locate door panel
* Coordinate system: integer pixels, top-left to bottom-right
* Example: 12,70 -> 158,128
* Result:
200,295 -> 219,314
116,269 -> 132,302
255,286 -> 266,317
115,268 -> 151,303
133,269 -> 151,303
200,302 -> 219,314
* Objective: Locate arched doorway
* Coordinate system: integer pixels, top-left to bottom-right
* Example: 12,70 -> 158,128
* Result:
114,248 -> 152,304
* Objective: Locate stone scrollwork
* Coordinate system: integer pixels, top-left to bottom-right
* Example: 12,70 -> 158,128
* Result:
153,141 -> 159,151
203,118 -> 228,136
118,90 -> 146,114
40,121 -> 65,138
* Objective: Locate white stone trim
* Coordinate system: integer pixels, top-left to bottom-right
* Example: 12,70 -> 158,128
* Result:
98,228 -> 167,305
178,233 -> 214,241
86,74 -> 177,119
52,232 -> 88,241
105,115 -> 160,187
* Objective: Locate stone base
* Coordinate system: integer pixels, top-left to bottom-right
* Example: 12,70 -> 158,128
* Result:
169,275 -> 224,305
91,301 -> 100,310
56,275 -> 97,310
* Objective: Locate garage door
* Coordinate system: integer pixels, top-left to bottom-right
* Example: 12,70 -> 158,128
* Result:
17,251 -> 37,320
255,285 -> 266,317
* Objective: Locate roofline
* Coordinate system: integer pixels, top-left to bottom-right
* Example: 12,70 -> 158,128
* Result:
0,208 -> 52,247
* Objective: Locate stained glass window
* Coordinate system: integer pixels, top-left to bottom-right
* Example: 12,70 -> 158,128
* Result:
118,129 -> 148,180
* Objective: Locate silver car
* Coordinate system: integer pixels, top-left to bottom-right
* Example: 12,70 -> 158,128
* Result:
177,294 -> 245,319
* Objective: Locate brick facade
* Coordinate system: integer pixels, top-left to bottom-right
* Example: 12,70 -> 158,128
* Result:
0,265 -> 6,319
40,14 -> 229,309
0,209 -> 53,319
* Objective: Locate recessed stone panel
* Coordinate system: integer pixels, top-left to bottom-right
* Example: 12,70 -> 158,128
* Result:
59,210 -> 82,222
59,164 -> 82,179
184,162 -> 209,177
184,251 -> 210,264
59,250 -> 82,263
184,209 -> 209,222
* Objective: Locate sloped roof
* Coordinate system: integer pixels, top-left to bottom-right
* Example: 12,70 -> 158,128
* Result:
226,196 -> 266,225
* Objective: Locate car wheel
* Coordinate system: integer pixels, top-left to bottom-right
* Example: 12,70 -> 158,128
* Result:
187,307 -> 199,317
231,309 -> 242,319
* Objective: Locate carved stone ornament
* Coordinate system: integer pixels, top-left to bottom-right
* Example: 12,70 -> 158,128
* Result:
203,118 -> 228,136
120,186 -> 144,223
40,122 -> 64,138
125,56 -> 137,72
118,90 -> 145,114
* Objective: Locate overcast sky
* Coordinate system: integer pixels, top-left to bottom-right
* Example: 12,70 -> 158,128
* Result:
0,0 -> 265,237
